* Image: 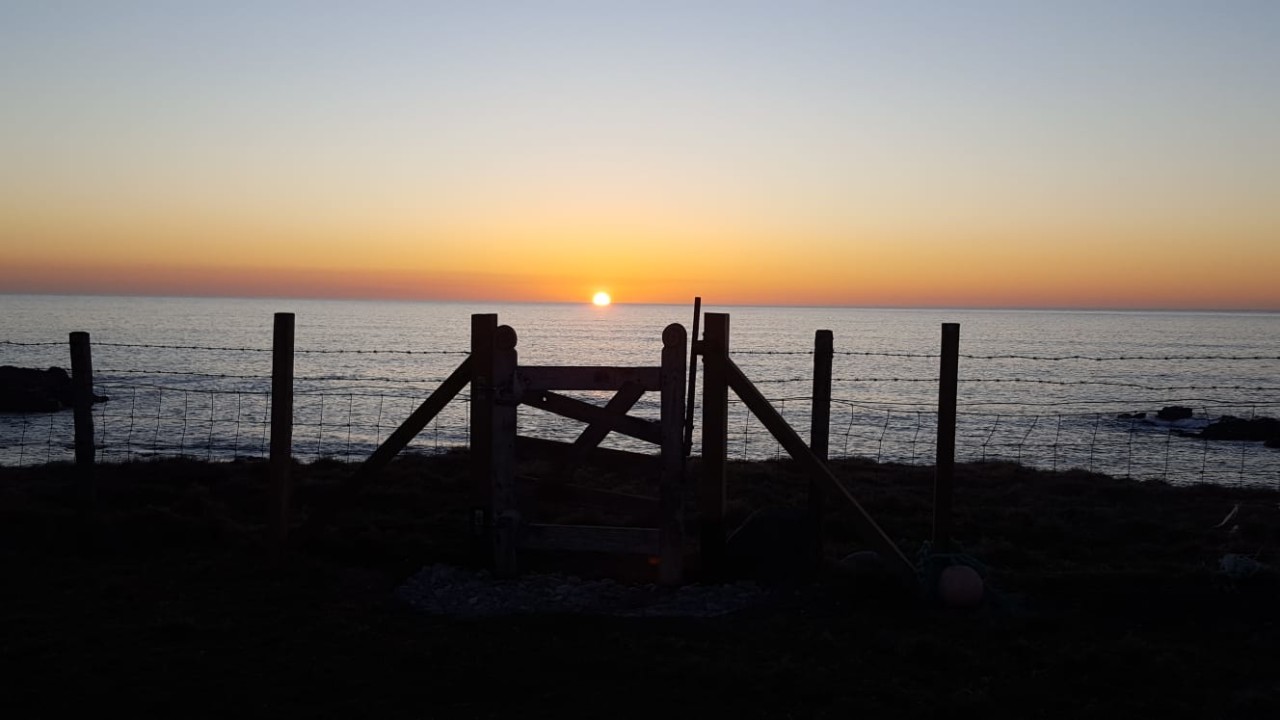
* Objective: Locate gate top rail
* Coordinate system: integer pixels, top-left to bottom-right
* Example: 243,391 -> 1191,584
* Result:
517,366 -> 661,392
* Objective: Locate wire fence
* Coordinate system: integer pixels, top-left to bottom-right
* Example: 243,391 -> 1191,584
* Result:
2,337 -> 1278,488
729,396 -> 1279,487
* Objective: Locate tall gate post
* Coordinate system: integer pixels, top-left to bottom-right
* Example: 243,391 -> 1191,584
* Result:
491,325 -> 519,577
659,323 -> 687,584
470,314 -> 497,566
700,313 -> 730,577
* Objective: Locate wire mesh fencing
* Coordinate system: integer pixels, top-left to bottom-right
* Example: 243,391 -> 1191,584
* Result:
2,336 -> 1278,488
722,396 -> 1279,488
0,338 -> 475,465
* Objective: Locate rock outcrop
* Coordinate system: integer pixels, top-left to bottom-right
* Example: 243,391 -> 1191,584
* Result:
1200,416 -> 1280,445
1157,406 -> 1194,421
0,366 -> 108,412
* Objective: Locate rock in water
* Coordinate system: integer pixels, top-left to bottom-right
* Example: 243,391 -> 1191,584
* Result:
1157,406 -> 1193,421
1200,416 -> 1280,443
0,366 -> 108,412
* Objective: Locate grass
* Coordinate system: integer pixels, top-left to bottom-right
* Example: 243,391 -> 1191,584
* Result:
2,452 -> 1278,718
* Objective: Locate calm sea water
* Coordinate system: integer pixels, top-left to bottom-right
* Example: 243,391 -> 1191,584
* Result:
2,294 -> 1278,487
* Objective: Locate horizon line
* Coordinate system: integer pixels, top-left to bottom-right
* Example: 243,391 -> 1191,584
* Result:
3,289 -> 1278,315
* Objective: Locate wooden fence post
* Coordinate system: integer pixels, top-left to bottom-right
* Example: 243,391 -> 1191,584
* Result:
700,312 -> 730,577
69,332 -> 96,467
70,331 -> 97,517
659,322 -> 687,584
269,312 -> 295,554
933,323 -> 960,552
470,314 -> 497,565
810,329 -> 833,558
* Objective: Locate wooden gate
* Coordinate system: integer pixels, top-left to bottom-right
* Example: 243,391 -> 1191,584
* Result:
348,306 -> 916,587
470,314 -> 688,584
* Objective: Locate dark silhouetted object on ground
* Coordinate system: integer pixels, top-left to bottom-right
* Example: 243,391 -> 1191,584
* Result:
0,366 -> 107,412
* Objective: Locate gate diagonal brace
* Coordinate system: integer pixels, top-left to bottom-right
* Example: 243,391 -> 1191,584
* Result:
521,386 -> 659,445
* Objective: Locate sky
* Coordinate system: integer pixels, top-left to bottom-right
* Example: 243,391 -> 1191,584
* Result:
1,1 -> 1278,309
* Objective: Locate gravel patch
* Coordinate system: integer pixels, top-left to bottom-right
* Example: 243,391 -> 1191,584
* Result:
396,564 -> 773,618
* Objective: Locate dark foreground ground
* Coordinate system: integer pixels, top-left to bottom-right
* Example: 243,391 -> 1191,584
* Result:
2,452 -> 1278,718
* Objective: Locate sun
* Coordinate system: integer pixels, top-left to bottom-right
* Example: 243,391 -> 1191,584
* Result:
592,291 -> 612,306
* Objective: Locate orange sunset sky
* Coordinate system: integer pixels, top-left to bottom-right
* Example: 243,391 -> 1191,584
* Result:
2,2 -> 1278,310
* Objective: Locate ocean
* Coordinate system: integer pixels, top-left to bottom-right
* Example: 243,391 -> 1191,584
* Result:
2,294 -> 1278,487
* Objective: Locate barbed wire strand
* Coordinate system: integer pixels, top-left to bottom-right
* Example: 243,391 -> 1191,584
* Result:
731,346 -> 1280,361
1,340 -> 65,347
0,340 -> 469,355
9,338 -> 1276,362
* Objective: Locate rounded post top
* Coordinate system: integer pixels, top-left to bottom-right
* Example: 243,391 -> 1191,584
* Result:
495,324 -> 518,350
662,322 -> 687,347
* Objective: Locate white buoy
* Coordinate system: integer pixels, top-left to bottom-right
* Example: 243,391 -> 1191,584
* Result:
938,564 -> 984,608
